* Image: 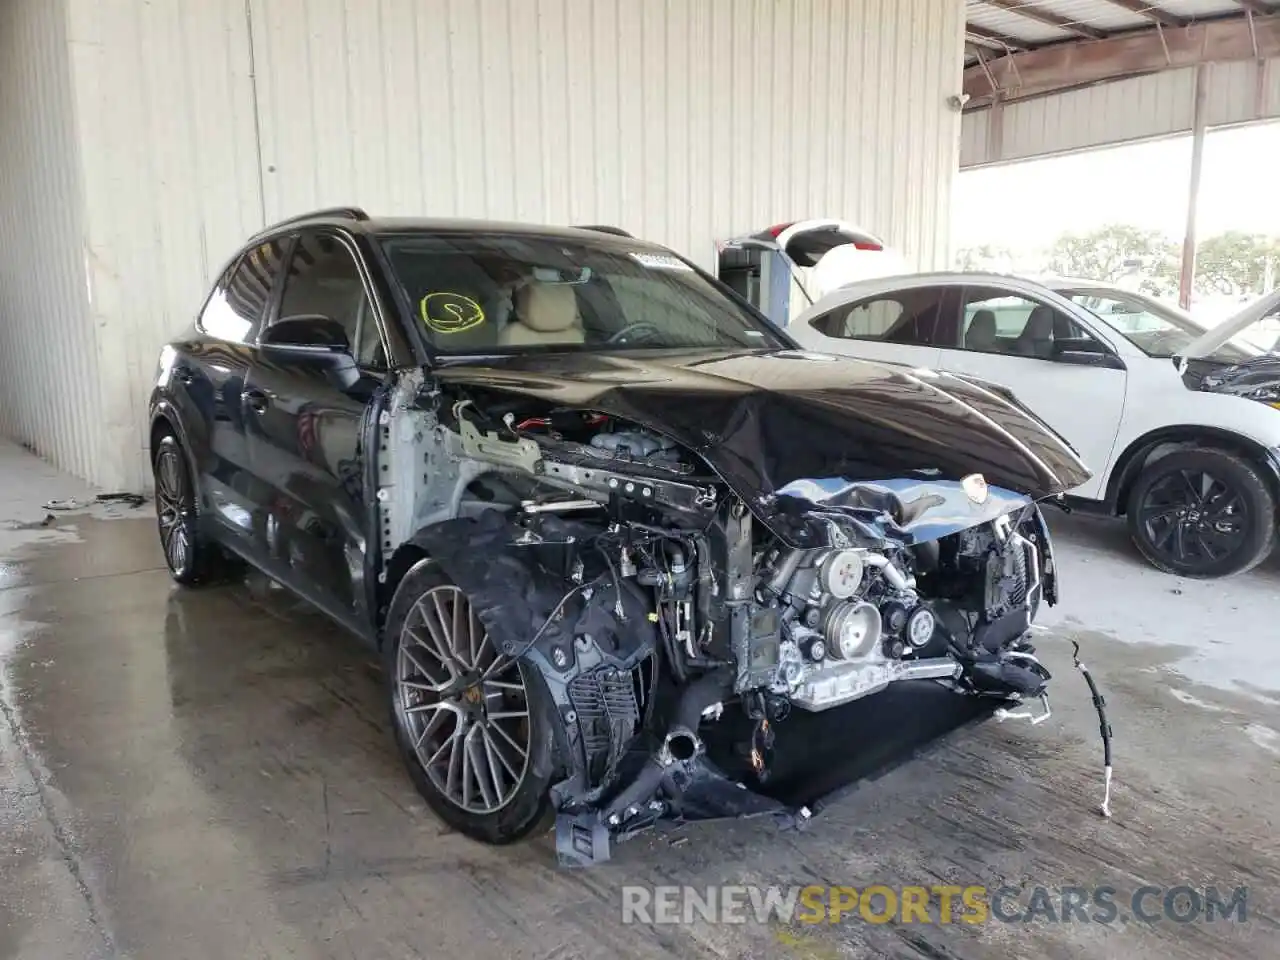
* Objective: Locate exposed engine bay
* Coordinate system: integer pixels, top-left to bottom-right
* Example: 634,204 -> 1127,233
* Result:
378,371 -> 1080,866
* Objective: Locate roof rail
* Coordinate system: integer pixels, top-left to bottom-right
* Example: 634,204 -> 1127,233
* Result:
573,224 -> 633,238
255,206 -> 370,236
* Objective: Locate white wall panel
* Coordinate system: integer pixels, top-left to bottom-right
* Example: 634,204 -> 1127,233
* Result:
962,59 -> 1280,167
6,0 -> 964,489
63,0 -> 265,490
249,0 -> 964,269
0,0 -> 99,481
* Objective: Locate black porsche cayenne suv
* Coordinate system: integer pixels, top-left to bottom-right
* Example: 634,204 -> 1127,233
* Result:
150,207 -> 1088,864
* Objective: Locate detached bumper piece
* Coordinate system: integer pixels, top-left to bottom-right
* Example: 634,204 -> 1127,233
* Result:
554,754 -> 793,868
553,676 -> 1008,867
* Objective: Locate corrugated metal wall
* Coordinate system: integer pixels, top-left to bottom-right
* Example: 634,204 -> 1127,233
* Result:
0,0 -> 100,481
65,0 -> 265,491
249,0 -> 963,269
11,0 -> 964,490
961,58 -> 1280,167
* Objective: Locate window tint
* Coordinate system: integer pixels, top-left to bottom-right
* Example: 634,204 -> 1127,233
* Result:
276,232 -> 384,366
379,235 -> 784,354
812,287 -> 950,346
198,239 -> 288,343
959,288 -> 1098,359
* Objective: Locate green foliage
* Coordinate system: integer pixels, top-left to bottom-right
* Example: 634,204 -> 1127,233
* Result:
956,225 -> 1279,299
1038,224 -> 1280,299
1046,224 -> 1180,297
954,244 -> 1013,272
1194,232 -> 1280,296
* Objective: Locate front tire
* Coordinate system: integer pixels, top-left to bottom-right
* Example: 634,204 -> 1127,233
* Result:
1126,448 -> 1276,579
152,433 -> 239,585
384,560 -> 556,844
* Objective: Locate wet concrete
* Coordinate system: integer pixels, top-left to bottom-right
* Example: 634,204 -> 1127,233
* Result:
2,489 -> 1279,958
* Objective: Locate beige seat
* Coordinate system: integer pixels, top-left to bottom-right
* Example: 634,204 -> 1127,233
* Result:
498,283 -> 585,346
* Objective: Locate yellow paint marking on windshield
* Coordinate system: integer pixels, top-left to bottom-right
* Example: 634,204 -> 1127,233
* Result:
419,292 -> 485,334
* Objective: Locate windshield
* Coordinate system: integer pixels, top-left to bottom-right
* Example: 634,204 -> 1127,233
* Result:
1060,289 -> 1265,363
380,234 -> 787,354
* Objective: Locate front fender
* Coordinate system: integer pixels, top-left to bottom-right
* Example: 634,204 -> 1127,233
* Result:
148,396 -> 202,489
1104,425 -> 1280,513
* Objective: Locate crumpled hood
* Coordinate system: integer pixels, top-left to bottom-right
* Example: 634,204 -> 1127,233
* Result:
434,349 -> 1091,519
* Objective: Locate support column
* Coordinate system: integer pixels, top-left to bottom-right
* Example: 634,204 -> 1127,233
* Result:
1178,64 -> 1209,310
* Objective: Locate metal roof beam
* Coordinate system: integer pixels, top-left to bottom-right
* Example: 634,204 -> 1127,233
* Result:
964,13 -> 1280,105
966,23 -> 1027,50
978,0 -> 1109,41
1097,1 -> 1188,28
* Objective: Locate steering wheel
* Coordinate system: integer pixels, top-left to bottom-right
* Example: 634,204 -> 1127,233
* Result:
605,321 -> 665,345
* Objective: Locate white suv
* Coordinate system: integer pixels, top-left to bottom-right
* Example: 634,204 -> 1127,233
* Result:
789,273 -> 1280,578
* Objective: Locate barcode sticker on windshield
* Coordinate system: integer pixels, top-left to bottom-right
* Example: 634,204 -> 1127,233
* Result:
629,252 -> 693,271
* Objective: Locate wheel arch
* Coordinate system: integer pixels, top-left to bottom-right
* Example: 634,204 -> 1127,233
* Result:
1105,425 -> 1280,515
149,401 -> 196,466
377,542 -> 431,643
373,471 -> 537,643
150,412 -> 176,453
148,403 -> 205,497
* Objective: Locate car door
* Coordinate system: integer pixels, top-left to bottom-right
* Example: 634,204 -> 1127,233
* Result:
242,229 -> 388,633
788,283 -> 952,370
176,239 -> 290,560
935,285 -> 1128,500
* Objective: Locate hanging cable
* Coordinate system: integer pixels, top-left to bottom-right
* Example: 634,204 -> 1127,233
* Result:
1072,640 -> 1114,818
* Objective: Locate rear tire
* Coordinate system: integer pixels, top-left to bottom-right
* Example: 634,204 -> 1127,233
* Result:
384,559 -> 556,844
152,433 -> 241,585
1126,447 -> 1275,579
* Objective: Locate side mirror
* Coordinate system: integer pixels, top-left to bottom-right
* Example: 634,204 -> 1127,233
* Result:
1051,339 -> 1123,369
261,314 -> 351,354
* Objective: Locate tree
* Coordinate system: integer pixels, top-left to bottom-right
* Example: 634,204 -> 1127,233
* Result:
1046,224 -> 1180,297
1194,232 -> 1280,297
955,244 -> 1013,272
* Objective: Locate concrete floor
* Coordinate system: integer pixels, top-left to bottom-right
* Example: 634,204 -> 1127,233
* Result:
2,438 -> 1278,960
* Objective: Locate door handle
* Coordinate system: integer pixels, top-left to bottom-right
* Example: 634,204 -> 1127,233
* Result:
242,388 -> 271,414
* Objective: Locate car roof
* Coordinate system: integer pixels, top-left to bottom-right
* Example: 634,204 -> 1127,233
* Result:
794,270 -> 1097,329
369,217 -> 663,247
819,270 -> 1081,287
812,270 -> 1057,294
1033,276 -> 1122,292
820,270 -> 1129,289
247,207 -> 662,250
814,271 -> 1141,300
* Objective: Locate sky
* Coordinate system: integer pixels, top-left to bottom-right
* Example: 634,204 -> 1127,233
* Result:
954,121 -> 1280,253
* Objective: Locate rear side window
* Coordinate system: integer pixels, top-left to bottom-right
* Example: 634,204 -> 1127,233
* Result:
198,239 -> 288,343
811,287 -> 952,347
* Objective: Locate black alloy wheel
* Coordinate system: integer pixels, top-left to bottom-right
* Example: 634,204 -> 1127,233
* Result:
152,433 -> 237,584
1127,448 -> 1276,579
384,560 -> 556,844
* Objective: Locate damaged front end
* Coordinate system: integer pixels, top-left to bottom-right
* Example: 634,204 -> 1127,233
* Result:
375,358 -> 1086,866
